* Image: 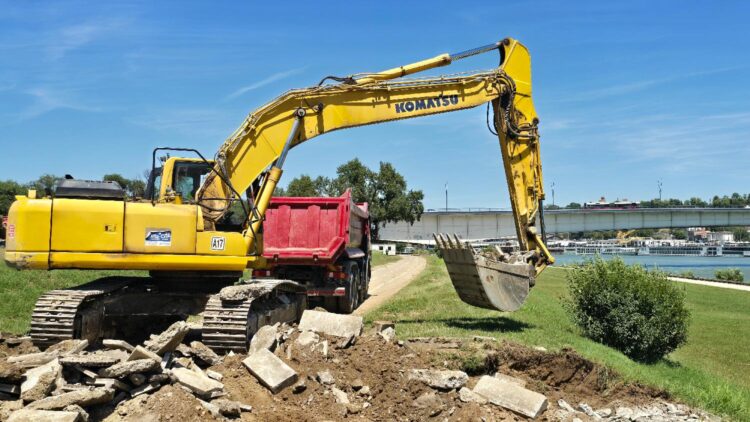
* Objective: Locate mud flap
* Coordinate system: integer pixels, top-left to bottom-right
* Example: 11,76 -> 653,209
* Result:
434,234 -> 534,312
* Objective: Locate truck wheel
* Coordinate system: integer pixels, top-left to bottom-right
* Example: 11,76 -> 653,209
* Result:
337,262 -> 360,314
358,260 -> 369,303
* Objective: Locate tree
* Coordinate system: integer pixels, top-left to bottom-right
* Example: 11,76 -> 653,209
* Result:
544,204 -> 561,210
285,175 -> 332,197
30,174 -> 61,195
281,158 -> 424,240
671,229 -> 687,240
0,180 -> 25,216
103,174 -> 146,198
103,174 -> 130,190
566,202 -> 582,209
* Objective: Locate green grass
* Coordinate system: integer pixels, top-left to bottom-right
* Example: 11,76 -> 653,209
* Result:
367,256 -> 750,421
371,251 -> 401,267
0,248 -> 144,335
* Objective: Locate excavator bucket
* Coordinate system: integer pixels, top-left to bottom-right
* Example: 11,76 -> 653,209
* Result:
434,234 -> 535,312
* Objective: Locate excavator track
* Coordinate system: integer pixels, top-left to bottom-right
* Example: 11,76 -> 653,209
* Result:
30,277 -> 133,348
202,279 -> 306,353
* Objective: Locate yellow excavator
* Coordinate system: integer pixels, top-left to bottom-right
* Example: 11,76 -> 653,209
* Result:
4,38 -> 553,352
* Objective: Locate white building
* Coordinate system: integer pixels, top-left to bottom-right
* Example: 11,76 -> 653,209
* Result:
371,243 -> 396,256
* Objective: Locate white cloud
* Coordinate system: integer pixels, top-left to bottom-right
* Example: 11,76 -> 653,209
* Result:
224,68 -> 305,101
46,20 -> 126,60
17,88 -> 102,120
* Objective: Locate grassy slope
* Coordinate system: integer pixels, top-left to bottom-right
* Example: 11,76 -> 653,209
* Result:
0,248 -> 144,334
366,256 -> 750,421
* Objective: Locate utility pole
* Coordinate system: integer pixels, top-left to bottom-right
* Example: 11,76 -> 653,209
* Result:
551,182 -> 556,206
658,180 -> 663,201
445,183 -> 448,212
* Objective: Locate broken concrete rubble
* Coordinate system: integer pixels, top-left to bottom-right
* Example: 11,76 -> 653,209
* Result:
316,370 -> 335,385
408,369 -> 468,390
20,359 -> 61,402
26,387 -> 114,410
211,398 -> 243,417
102,339 -> 134,353
295,330 -> 320,348
243,349 -> 298,394
127,346 -> 161,363
98,359 -> 159,379
188,341 -> 221,366
171,367 -> 224,398
144,321 -> 189,355
473,375 -> 548,419
459,386 -> 488,404
248,324 -> 278,354
47,340 -> 89,356
7,352 -> 58,368
59,353 -> 121,368
298,309 -> 363,338
7,408 -> 81,422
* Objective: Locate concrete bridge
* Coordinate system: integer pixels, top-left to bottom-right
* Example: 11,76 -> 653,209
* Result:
378,208 -> 750,244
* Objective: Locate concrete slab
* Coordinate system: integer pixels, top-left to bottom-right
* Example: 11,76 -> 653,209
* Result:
298,310 -> 363,338
459,387 -> 487,404
473,375 -> 548,419
171,367 -> 224,398
242,349 -> 297,394
127,346 -> 161,363
8,409 -> 80,422
248,325 -> 278,354
494,372 -> 527,387
26,387 -> 114,410
102,339 -> 134,353
59,353 -> 121,368
21,359 -> 61,402
189,341 -> 221,366
7,352 -> 58,368
408,369 -> 468,390
98,359 -> 159,378
295,331 -> 319,348
144,321 -> 190,355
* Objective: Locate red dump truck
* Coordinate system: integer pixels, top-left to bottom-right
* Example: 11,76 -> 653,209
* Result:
254,190 -> 371,313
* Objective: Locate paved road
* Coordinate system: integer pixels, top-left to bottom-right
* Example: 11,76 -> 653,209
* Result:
668,276 -> 750,292
355,255 -> 427,315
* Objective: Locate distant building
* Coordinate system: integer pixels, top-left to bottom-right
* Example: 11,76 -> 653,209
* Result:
707,231 -> 734,243
687,227 -> 709,241
371,243 -> 396,256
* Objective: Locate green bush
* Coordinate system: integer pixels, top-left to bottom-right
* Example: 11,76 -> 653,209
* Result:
714,268 -> 744,282
565,257 -> 690,363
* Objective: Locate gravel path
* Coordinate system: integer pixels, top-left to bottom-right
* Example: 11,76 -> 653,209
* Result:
355,255 -> 427,315
667,276 -> 750,292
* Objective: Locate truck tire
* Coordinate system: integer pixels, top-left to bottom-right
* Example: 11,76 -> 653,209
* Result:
337,261 -> 360,314
358,259 -> 369,303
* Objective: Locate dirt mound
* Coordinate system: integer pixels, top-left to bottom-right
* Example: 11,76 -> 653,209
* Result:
0,324 -> 717,421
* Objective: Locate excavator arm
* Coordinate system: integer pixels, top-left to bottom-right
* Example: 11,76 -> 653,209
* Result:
197,38 -> 553,310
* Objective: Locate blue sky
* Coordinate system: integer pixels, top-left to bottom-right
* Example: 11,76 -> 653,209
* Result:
1,1 -> 748,209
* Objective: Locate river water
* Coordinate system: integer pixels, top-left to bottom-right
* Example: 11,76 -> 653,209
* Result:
552,253 -> 750,282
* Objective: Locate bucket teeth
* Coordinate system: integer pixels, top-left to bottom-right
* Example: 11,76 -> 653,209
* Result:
434,232 -> 534,312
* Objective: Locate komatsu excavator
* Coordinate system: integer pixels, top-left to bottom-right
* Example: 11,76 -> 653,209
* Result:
4,38 -> 554,352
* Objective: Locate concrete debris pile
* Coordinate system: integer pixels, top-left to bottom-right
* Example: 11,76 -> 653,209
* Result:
0,322 -> 251,422
0,311 -> 722,421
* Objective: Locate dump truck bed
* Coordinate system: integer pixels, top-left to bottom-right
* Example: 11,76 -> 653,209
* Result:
262,190 -> 369,265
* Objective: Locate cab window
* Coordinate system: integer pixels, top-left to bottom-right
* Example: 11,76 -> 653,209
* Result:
172,162 -> 212,203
